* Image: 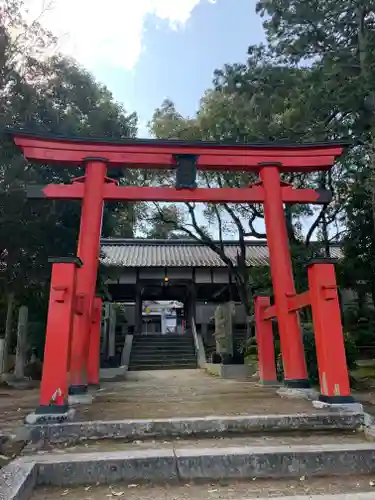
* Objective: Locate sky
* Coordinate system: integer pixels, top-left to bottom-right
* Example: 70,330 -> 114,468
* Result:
23,0 -> 271,238
25,0 -> 265,137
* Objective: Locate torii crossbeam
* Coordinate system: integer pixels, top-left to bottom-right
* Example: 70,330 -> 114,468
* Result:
8,129 -> 354,420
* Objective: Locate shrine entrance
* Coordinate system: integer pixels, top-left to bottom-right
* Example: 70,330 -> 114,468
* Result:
8,130 -> 354,419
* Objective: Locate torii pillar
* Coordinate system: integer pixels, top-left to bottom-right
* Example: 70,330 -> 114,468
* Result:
260,164 -> 309,388
68,158 -> 107,401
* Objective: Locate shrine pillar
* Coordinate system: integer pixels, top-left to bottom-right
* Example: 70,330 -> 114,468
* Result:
254,296 -> 278,385
26,257 -> 81,423
260,165 -> 309,388
69,158 -> 107,396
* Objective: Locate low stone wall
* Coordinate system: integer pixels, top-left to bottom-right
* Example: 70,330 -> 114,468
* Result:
205,363 -> 255,379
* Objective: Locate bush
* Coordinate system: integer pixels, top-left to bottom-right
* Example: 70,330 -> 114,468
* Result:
276,324 -> 358,384
246,323 -> 358,385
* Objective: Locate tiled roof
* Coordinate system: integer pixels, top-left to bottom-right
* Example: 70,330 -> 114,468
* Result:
100,239 -> 343,268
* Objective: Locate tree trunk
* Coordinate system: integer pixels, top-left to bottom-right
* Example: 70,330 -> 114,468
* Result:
0,292 -> 15,374
14,306 -> 28,379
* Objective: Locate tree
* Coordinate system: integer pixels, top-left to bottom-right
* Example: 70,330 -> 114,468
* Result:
255,0 -> 375,232
254,0 -> 375,341
144,205 -> 186,240
0,1 -> 139,364
147,46 -> 351,333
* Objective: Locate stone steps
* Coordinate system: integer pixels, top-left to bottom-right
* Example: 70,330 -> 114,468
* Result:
3,412 -> 375,500
27,413 -> 365,444
128,362 -> 197,371
29,430 -> 367,456
15,442 -> 375,487
129,334 -> 197,371
130,353 -> 197,362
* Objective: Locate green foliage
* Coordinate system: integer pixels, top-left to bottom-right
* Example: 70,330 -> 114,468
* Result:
276,324 -> 358,384
0,1 -> 139,348
246,323 -> 358,384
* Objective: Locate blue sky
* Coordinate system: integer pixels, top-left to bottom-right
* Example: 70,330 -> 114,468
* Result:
29,0 -> 264,137
27,0 -> 278,238
94,0 -> 265,136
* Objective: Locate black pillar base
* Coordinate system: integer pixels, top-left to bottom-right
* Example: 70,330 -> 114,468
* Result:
34,404 -> 69,415
318,394 -> 356,404
283,379 -> 311,389
68,384 -> 88,395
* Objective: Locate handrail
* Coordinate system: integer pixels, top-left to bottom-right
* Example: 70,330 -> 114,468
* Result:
191,318 -> 207,368
191,318 -> 200,356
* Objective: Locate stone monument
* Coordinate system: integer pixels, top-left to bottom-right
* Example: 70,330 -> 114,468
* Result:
214,302 -> 234,358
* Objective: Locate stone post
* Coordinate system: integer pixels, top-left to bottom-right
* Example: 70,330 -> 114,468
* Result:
15,306 -> 28,379
108,304 -> 116,358
214,303 -> 234,357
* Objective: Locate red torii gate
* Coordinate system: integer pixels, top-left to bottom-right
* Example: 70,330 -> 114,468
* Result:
8,130 -> 354,419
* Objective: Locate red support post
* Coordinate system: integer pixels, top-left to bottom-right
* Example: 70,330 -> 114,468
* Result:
308,260 -> 354,403
37,257 -> 81,413
254,297 -> 278,385
69,158 -> 107,396
87,297 -> 103,388
260,165 -> 309,388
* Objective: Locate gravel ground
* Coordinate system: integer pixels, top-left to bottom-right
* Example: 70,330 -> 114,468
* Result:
31,476 -> 375,499
74,370 -> 314,421
0,386 -> 39,434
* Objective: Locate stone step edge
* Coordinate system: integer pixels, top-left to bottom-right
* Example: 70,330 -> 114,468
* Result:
15,442 -> 375,488
2,458 -> 375,500
27,412 -> 364,444
130,357 -> 196,360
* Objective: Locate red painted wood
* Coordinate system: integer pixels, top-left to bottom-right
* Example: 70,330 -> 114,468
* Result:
20,146 -> 337,172
262,304 -> 277,321
12,134 -> 345,158
255,296 -> 277,384
308,263 -> 352,398
260,166 -> 308,384
287,291 -> 311,312
69,160 -> 106,389
38,184 -> 328,204
39,262 -> 78,407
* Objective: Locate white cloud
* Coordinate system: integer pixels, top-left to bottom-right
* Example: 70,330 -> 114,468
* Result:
23,0 -> 214,71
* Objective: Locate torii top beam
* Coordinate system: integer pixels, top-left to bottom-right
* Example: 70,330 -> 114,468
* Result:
8,129 -> 347,173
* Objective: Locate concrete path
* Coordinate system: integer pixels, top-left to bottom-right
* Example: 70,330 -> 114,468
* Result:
75,369 -> 314,421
